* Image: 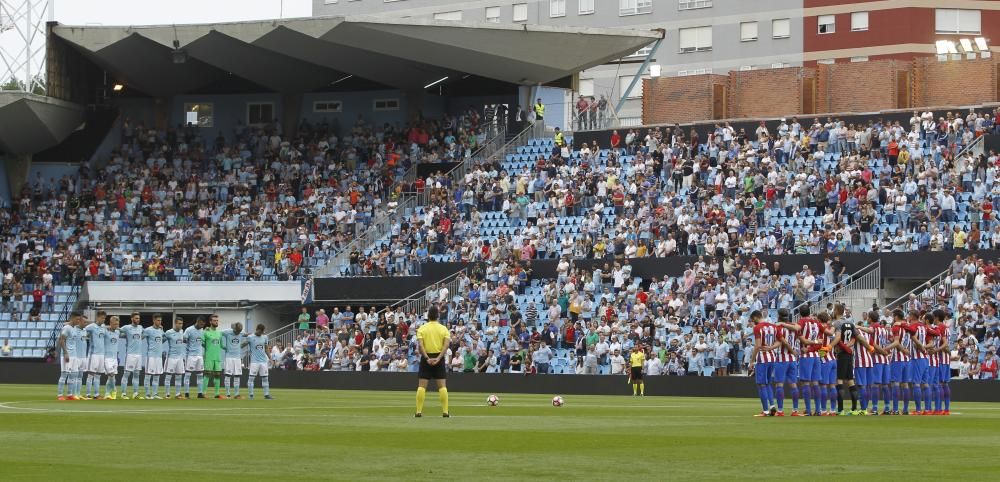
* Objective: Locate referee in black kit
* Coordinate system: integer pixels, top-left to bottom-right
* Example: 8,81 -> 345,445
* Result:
415,305 -> 451,417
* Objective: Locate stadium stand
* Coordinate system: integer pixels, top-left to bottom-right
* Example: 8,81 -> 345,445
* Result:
341,107 -> 1000,276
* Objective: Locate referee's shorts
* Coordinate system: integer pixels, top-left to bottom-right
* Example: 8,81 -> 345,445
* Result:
630,366 -> 643,381
419,353 -> 447,380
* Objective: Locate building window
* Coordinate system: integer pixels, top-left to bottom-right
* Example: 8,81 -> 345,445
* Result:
183,103 -> 213,127
772,18 -> 790,39
513,3 -> 528,22
619,0 -> 652,16
935,9 -> 981,34
678,26 -> 712,53
677,68 -> 711,76
247,102 -> 274,126
740,21 -> 758,42
313,101 -> 343,113
678,0 -> 712,10
373,98 -> 400,111
485,6 -> 500,23
619,76 -> 644,98
850,56 -> 869,63
627,45 -> 653,58
851,11 -> 868,31
550,0 -> 565,17
818,14 -> 835,34
739,65 -> 754,71
579,78 -> 594,97
579,0 -> 594,15
771,63 -> 789,69
817,59 -> 835,65
433,11 -> 462,21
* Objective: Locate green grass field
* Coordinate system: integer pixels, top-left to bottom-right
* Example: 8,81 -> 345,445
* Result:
1,384 -> 999,481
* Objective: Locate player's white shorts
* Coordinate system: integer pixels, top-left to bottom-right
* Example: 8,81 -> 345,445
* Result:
145,356 -> 164,375
185,356 -> 204,372
165,357 -> 186,375
125,354 -> 143,371
88,355 -> 105,373
61,356 -> 86,373
249,362 -> 268,377
104,357 -> 119,375
224,358 -> 243,376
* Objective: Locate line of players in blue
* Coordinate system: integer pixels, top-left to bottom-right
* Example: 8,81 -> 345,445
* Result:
749,305 -> 953,416
56,310 -> 273,400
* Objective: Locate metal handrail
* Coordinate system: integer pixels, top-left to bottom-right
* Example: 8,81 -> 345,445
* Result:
45,284 -> 81,354
955,134 -> 985,160
791,259 -> 881,318
883,268 -> 951,313
384,268 -> 467,321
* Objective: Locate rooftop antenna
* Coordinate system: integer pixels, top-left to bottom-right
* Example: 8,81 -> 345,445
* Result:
0,0 -> 52,94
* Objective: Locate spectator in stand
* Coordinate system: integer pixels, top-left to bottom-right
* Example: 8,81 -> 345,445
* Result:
297,307 -> 311,330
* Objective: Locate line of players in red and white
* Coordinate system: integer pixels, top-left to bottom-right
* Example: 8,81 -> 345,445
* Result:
749,305 -> 952,416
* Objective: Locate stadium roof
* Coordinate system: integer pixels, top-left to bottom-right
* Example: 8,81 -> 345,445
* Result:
0,92 -> 85,155
51,16 -> 662,97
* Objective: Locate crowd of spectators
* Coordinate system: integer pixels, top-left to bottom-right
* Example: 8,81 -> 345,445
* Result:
0,109 -> 493,302
349,107 -> 1000,276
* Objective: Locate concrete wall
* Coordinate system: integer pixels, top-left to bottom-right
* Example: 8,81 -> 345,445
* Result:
0,157 -> 10,206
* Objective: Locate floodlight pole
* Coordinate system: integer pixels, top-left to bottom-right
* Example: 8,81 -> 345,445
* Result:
614,29 -> 665,115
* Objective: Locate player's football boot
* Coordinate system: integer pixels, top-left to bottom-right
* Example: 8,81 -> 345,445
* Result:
165,394 -> 172,399
263,395 -> 273,400
775,411 -> 785,417
233,395 -> 242,400
57,396 -> 67,401
67,395 -> 80,401
249,395 -> 254,400
442,413 -> 450,418
80,395 -> 92,400
811,411 -> 822,417
184,393 -> 191,399
197,393 -> 206,399
908,411 -> 921,416
790,411 -> 804,417
214,395 -> 223,399
753,411 -> 770,417
134,394 -> 145,400
119,393 -> 130,400
942,410 -> 950,416
106,393 -> 117,400
931,410 -> 943,415
414,413 -> 423,418
93,395 -> 104,400
920,410 -> 932,416
882,409 -> 891,416
152,395 -> 163,400
768,406 -> 778,416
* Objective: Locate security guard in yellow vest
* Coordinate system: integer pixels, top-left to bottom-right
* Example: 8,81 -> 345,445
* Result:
553,128 -> 565,147
534,98 -> 545,121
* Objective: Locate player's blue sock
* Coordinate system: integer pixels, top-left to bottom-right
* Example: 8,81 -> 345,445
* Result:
942,383 -> 951,411
175,374 -> 183,396
91,374 -> 100,396
774,386 -> 784,411
248,376 -> 255,397
232,376 -> 240,397
803,385 -> 812,413
197,373 -> 205,394
817,384 -> 825,412
790,386 -> 799,411
757,385 -> 768,411
262,376 -> 270,396
57,372 -> 67,396
923,385 -> 931,411
132,371 -> 141,394
911,386 -> 921,411
224,375 -> 231,396
827,387 -> 837,411
183,373 -> 191,394
860,386 -> 868,411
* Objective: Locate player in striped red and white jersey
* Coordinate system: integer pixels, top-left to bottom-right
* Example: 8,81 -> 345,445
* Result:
817,312 -> 838,415
773,308 -> 803,416
749,310 -> 780,417
931,309 -> 952,414
854,317 -> 876,414
796,307 -> 825,416
869,312 -> 894,415
886,309 -> 913,414
909,313 -> 933,415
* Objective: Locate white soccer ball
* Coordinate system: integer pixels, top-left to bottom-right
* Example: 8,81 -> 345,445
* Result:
551,396 -> 564,407
487,394 -> 500,406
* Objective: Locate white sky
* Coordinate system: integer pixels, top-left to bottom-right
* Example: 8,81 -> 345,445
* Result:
1,0 -> 313,84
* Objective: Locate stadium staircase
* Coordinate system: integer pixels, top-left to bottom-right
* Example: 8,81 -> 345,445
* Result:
0,283 -> 81,358
882,268 -> 951,314
793,259 -> 882,320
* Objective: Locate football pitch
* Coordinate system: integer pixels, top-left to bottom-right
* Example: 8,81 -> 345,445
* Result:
1,384 -> 999,481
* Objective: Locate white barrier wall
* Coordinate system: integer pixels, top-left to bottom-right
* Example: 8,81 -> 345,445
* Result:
84,281 -> 302,303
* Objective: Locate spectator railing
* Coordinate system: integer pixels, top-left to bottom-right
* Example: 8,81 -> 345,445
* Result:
247,321 -> 301,365
958,134 -> 986,160
793,259 -> 882,319
882,268 -> 951,314
385,268 -> 467,321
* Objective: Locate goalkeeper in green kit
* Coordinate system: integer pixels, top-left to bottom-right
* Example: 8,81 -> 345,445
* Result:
202,314 -> 224,398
